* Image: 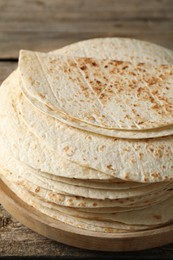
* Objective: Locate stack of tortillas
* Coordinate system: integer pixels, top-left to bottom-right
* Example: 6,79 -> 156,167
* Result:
0,37 -> 173,234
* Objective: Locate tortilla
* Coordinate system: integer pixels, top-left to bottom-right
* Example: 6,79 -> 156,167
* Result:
2,176 -> 155,232
52,38 -> 173,65
18,37 -> 173,138
3,166 -> 170,200
19,52 -> 173,135
1,71 -> 173,183
0,140 -> 170,200
2,176 -> 173,231
17,84 -> 173,183
1,165 -> 173,209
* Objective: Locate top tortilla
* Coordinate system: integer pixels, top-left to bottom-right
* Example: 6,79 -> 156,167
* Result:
18,38 -> 173,138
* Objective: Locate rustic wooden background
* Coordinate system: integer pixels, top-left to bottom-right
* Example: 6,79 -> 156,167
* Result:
0,0 -> 173,257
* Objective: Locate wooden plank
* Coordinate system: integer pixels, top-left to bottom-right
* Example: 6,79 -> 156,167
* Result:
0,62 -> 17,83
0,0 -> 173,58
0,0 -> 173,21
0,28 -> 173,59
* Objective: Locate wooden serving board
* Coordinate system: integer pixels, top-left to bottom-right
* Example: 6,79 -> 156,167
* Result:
0,179 -> 173,252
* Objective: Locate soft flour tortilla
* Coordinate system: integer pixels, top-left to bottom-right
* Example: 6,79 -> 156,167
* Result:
19,51 -> 173,131
19,63 -> 173,139
0,72 -> 114,180
1,165 -> 173,209
0,144 -> 169,200
52,38 -> 173,65
2,177 -> 155,232
2,176 -> 173,230
18,37 -> 173,138
1,71 -> 173,183
17,85 -> 173,183
38,171 -> 150,190
1,171 -> 173,219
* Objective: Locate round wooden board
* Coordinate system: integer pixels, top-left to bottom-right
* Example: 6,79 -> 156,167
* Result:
0,179 -> 173,252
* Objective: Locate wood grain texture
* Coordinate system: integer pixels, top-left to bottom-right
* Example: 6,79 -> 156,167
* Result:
0,0 -> 173,58
0,62 -> 17,82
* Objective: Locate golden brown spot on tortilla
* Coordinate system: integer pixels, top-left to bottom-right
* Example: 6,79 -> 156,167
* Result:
68,61 -> 76,67
79,84 -> 90,98
107,165 -> 113,170
130,157 -> 136,164
136,87 -> 143,97
47,67 -> 54,74
147,77 -> 158,86
159,74 -> 166,80
124,114 -> 131,120
137,121 -> 145,125
86,115 -> 96,121
63,146 -> 70,152
93,85 -> 102,94
35,187 -> 40,193
124,147 -> 130,152
152,90 -> 159,95
131,72 -> 136,76
97,145 -> 105,151
38,93 -> 45,99
151,172 -> 160,178
99,93 -> 105,99
91,61 -> 97,66
50,59 -> 57,65
139,152 -> 143,160
151,104 -> 160,109
80,65 -> 87,71
147,145 -> 154,153
93,202 -> 97,206
85,135 -> 92,140
68,117 -> 78,123
112,60 -> 124,65
96,79 -> 101,85
122,65 -> 128,70
63,146 -> 74,156
153,146 -> 164,158
78,203 -> 85,207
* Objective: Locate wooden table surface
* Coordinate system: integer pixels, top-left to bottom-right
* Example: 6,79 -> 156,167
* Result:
0,0 -> 173,257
